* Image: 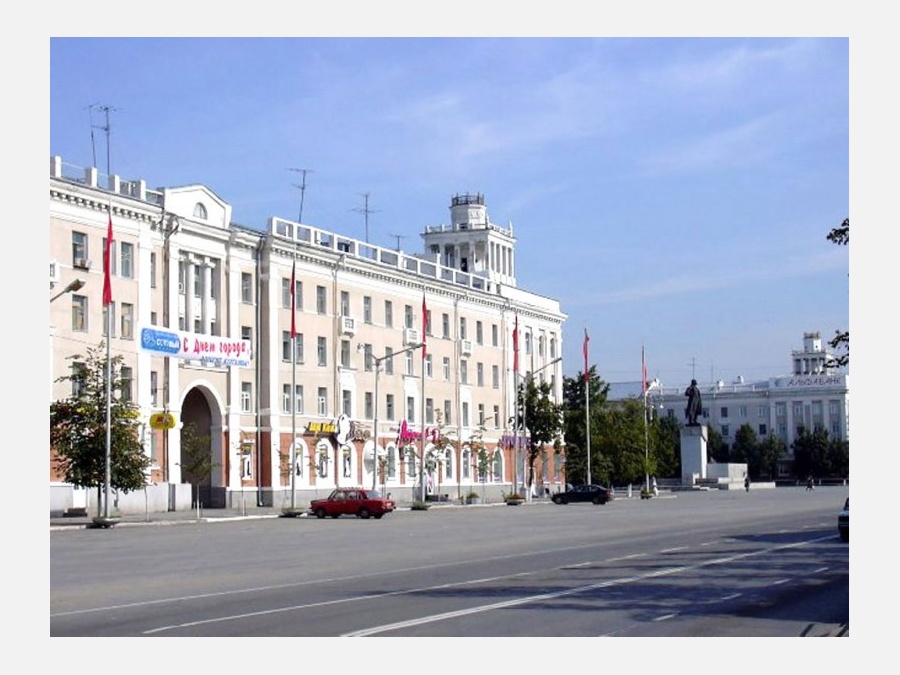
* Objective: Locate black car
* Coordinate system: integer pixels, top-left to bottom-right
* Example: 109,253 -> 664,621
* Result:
552,484 -> 612,505
838,497 -> 848,542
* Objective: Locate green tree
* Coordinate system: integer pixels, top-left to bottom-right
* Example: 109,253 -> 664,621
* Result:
561,368 -> 609,484
595,398 -> 646,486
465,422 -> 490,499
652,414 -> 681,479
826,217 -> 849,368
706,426 -> 729,463
178,421 -> 217,509
50,342 -> 149,517
757,434 -> 787,480
731,424 -> 758,465
791,428 -> 831,479
826,437 -> 849,479
520,376 -> 565,493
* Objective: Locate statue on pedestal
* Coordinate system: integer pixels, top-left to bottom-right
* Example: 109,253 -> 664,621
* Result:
684,378 -> 702,426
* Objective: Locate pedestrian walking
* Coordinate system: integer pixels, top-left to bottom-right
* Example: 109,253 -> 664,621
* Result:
744,474 -> 750,492
806,475 -> 815,491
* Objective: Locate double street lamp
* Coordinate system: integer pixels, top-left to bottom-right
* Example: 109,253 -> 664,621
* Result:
364,341 -> 424,491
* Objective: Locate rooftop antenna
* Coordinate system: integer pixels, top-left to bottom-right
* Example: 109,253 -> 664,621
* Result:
688,357 -> 697,381
288,168 -> 314,223
351,192 -> 379,243
389,233 -> 407,251
89,104 -> 118,177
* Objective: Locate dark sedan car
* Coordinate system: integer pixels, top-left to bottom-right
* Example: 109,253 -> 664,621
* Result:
308,488 -> 396,519
551,484 -> 612,505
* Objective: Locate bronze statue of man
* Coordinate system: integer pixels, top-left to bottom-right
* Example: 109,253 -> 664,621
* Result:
684,378 -> 702,426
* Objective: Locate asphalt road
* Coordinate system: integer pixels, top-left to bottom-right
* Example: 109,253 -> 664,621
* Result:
50,486 -> 849,638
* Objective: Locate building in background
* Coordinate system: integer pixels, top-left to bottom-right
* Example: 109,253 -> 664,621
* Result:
609,332 -> 849,476
49,157 -> 567,514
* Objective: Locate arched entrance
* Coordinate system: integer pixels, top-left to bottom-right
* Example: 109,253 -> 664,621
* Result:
180,386 -> 226,508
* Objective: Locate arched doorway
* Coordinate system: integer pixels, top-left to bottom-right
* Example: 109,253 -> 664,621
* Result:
180,386 -> 225,508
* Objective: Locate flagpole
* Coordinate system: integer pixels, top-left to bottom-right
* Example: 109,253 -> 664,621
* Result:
288,168 -> 311,514
643,345 -> 650,493
584,328 -> 591,485
512,314 -> 520,496
419,291 -> 427,502
102,105 -> 114,522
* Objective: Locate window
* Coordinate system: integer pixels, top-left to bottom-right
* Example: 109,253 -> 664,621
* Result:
150,371 -> 158,407
492,365 -> 499,389
462,402 -> 470,427
282,385 -> 292,414
72,295 -> 87,332
151,311 -> 157,325
193,265 -> 201,296
316,285 -> 327,314
193,202 -> 207,219
444,400 -> 452,426
425,354 -> 433,378
405,350 -> 414,376
121,303 -> 134,339
241,382 -> 252,412
363,296 -> 372,323
492,324 -> 499,347
443,357 -> 451,381
317,387 -> 328,416
538,334 -> 545,357
384,347 -> 394,375
71,361 -> 86,397
721,424 -> 730,437
442,313 -> 450,338
460,317 -> 467,340
460,360 -> 468,385
342,389 -> 352,416
759,424 -> 767,436
738,405 -> 747,418
282,278 -> 292,308
340,290 -> 350,317
445,449 -> 453,480
407,396 -> 416,423
477,362 -> 484,387
524,331 -> 532,355
386,393 -> 395,420
758,405 -> 768,418
363,344 -> 374,371
150,253 -> 157,288
365,392 -> 373,419
72,231 -> 87,265
404,304 -> 413,329
476,321 -> 483,345
426,398 -> 434,424
549,336 -> 557,359
241,325 -> 252,352
462,449 -> 470,479
282,331 -> 292,361
242,272 -> 253,303
120,366 -> 133,403
103,302 -> 116,337
720,407 -> 729,419
424,308 -> 432,336
120,242 -> 134,278
295,385 -> 304,414
477,403 -> 485,426
793,402 -> 804,418
317,336 -> 327,366
493,405 -> 500,427
340,339 -> 351,368
384,300 -> 393,327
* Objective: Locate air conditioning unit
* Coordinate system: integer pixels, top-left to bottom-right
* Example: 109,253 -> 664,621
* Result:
459,339 -> 472,356
50,260 -> 60,285
404,328 -> 420,346
74,257 -> 90,270
341,316 -> 356,336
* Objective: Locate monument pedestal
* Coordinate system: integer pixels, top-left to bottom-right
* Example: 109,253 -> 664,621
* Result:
680,424 -> 708,486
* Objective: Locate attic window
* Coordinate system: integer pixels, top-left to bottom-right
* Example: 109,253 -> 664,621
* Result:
193,202 -> 208,219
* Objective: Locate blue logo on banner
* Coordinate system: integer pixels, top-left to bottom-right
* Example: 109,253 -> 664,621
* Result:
141,328 -> 181,355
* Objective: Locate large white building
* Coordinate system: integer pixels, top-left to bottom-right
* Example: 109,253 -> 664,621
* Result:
613,332 -> 849,476
49,157 -> 567,514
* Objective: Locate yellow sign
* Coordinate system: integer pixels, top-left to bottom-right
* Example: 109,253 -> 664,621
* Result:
150,412 -> 176,430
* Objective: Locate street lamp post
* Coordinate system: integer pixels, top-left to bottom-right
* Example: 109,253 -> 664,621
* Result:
367,342 -> 423,492
520,356 -> 562,501
50,278 -> 85,303
643,379 -> 660,493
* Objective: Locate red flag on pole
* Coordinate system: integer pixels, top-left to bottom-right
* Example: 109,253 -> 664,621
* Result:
513,314 -> 519,373
583,329 -> 590,382
103,213 -> 114,306
642,345 -> 648,395
290,259 -> 297,338
421,293 -> 428,357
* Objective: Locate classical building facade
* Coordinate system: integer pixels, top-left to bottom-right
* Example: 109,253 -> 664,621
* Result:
49,157 -> 567,514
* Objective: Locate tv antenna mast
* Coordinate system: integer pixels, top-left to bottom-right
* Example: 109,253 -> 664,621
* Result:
87,104 -> 118,176
389,233 -> 408,251
288,168 -> 314,223
351,192 -> 379,243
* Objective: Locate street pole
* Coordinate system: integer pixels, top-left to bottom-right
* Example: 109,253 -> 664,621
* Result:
372,357 -> 380,491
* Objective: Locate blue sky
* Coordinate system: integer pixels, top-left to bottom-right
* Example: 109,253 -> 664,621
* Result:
50,37 -> 849,386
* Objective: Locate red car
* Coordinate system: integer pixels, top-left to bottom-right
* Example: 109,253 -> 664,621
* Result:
308,488 -> 396,519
